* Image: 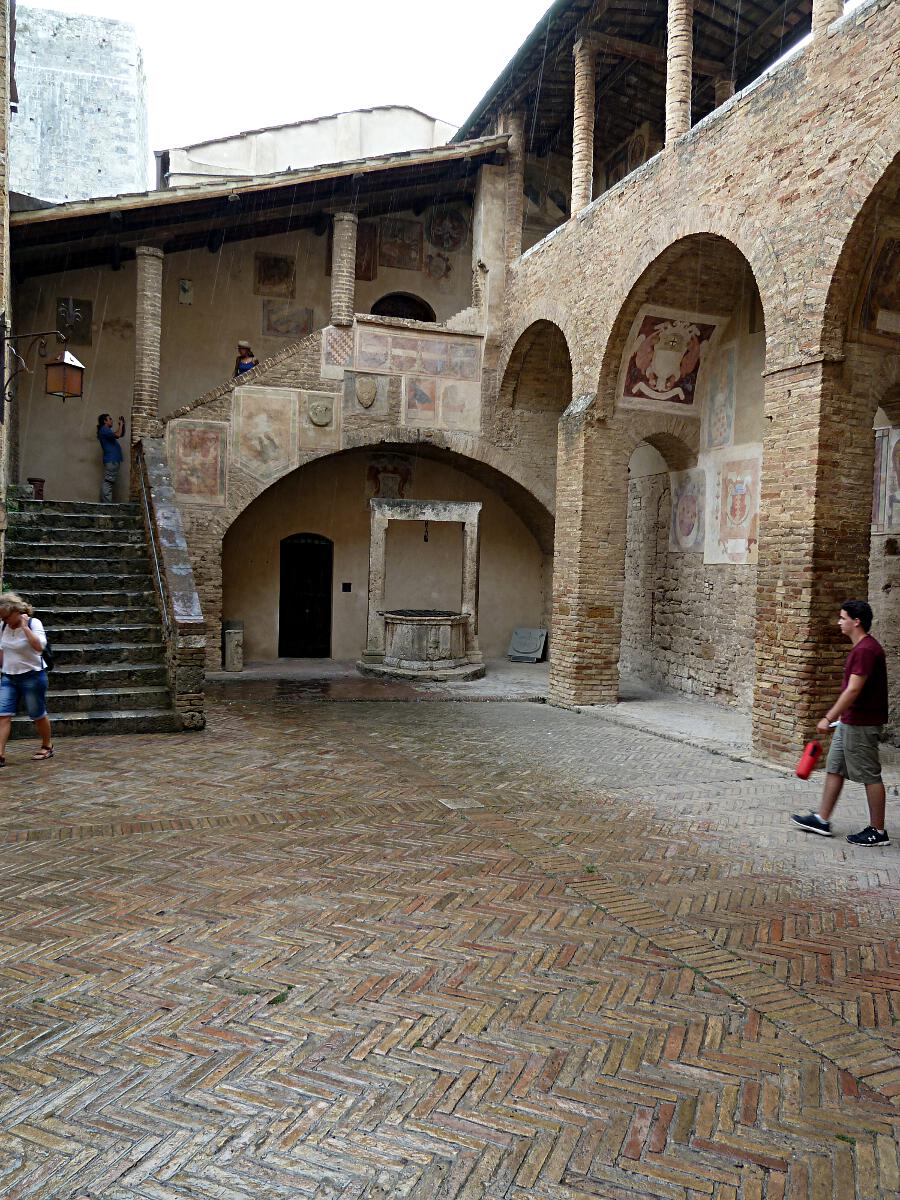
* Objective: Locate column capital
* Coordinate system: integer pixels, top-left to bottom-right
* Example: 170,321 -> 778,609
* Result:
135,244 -> 165,260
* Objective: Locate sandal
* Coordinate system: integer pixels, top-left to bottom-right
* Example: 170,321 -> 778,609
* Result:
32,746 -> 54,761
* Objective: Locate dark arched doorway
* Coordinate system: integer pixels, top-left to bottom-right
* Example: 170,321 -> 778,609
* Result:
371,293 -> 436,322
279,533 -> 333,657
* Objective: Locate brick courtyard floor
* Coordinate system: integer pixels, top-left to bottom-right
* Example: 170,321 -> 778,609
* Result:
1,689 -> 900,1198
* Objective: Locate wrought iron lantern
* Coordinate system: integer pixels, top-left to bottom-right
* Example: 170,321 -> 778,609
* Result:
44,349 -> 85,400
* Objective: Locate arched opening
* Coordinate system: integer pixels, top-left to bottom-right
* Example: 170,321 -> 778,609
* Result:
500,320 -> 572,413
222,444 -> 552,665
608,235 -> 766,712
498,320 -> 573,502
278,533 -> 333,657
831,156 -> 900,735
370,293 -> 436,322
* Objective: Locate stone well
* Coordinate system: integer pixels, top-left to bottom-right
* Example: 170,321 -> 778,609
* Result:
357,500 -> 485,682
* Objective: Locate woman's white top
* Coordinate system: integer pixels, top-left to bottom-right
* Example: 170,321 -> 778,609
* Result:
0,617 -> 47,674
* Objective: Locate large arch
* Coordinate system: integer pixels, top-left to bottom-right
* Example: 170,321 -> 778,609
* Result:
550,231 -> 768,715
820,136 -> 900,358
221,440 -> 556,666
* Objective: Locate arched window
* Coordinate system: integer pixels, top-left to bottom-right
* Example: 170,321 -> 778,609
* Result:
371,293 -> 436,322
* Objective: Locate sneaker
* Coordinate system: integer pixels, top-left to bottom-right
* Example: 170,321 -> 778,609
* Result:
846,826 -> 890,847
791,811 -> 833,837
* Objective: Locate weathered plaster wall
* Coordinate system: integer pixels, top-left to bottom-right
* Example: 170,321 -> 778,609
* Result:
15,207 -> 474,500
10,6 -> 148,202
164,107 -> 457,188
222,450 -> 545,661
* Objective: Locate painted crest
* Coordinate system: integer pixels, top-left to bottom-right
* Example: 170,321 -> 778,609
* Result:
308,396 -> 334,427
355,376 -> 378,409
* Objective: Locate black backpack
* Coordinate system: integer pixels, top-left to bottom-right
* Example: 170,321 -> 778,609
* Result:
0,618 -> 54,671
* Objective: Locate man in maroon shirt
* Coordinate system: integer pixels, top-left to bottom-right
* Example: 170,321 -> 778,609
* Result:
792,600 -> 889,846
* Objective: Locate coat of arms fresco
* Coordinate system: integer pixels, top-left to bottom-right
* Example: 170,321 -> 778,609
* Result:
618,305 -> 721,415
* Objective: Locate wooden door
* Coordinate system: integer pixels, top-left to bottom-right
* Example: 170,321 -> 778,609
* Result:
278,533 -> 333,657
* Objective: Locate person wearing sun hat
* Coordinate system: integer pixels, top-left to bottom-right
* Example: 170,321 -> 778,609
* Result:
233,340 -> 259,377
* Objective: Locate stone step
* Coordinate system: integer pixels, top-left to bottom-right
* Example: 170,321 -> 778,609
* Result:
5,542 -> 148,564
4,571 -> 153,592
10,511 -> 143,533
41,623 -> 163,645
5,525 -> 144,546
9,707 -> 183,738
4,554 -> 150,576
23,589 -> 158,609
51,662 -> 169,689
51,641 -> 166,666
36,606 -> 161,629
38,685 -> 172,714
14,500 -> 140,516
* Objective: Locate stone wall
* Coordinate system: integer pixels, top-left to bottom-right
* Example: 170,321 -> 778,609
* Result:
621,471 -> 756,708
10,6 -> 148,202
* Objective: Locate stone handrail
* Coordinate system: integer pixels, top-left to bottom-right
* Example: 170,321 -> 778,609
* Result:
136,438 -> 206,730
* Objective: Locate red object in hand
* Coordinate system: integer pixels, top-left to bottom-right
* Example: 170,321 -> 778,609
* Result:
795,740 -> 823,780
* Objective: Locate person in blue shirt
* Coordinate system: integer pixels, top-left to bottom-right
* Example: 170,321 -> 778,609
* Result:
233,340 -> 259,377
97,413 -> 125,502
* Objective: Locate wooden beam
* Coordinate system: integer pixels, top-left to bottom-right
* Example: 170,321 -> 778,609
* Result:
586,32 -> 726,77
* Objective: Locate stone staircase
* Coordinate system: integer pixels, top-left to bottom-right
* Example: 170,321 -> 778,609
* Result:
2,499 -> 182,737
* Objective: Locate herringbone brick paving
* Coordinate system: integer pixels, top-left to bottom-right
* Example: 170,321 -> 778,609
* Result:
1,690 -> 899,1197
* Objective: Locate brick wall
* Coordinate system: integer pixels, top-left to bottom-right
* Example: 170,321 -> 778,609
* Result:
495,0 -> 898,756
621,471 -> 756,708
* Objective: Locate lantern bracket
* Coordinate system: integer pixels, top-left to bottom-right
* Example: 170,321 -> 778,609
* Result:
0,310 -> 71,420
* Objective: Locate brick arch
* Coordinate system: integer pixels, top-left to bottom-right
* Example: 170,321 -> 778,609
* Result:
628,421 -> 699,472
497,301 -> 578,409
497,319 -> 573,414
222,425 -> 555,553
821,138 -> 900,359
593,231 -> 771,419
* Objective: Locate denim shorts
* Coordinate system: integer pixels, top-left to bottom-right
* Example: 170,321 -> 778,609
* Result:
0,670 -> 49,720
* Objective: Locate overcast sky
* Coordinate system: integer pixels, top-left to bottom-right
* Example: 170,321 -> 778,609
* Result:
22,0 -> 553,152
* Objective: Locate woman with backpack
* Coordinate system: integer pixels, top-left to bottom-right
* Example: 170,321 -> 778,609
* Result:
0,592 -> 53,767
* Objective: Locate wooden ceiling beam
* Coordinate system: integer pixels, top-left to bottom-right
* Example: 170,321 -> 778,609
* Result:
586,31 -> 726,77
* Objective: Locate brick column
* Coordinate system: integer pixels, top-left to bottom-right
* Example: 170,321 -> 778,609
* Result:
714,77 -> 735,107
330,212 -> 358,326
812,0 -> 843,35
752,359 -> 876,761
131,244 -> 164,495
571,38 -> 597,214
503,109 -> 525,263
666,0 -> 694,143
549,408 -> 630,707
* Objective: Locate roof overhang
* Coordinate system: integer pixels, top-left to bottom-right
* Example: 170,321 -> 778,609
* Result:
11,135 -> 508,278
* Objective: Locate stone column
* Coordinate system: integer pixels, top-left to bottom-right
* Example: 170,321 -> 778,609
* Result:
361,504 -> 389,662
549,407 -> 630,707
503,109 -> 525,263
131,244 -> 164,496
714,77 -> 735,107
812,0 -> 843,35
461,509 -> 483,663
330,212 -> 358,326
666,0 -> 694,144
571,39 -> 597,214
752,359 -> 876,761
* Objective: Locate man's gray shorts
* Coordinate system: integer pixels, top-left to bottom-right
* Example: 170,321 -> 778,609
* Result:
825,722 -> 883,785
